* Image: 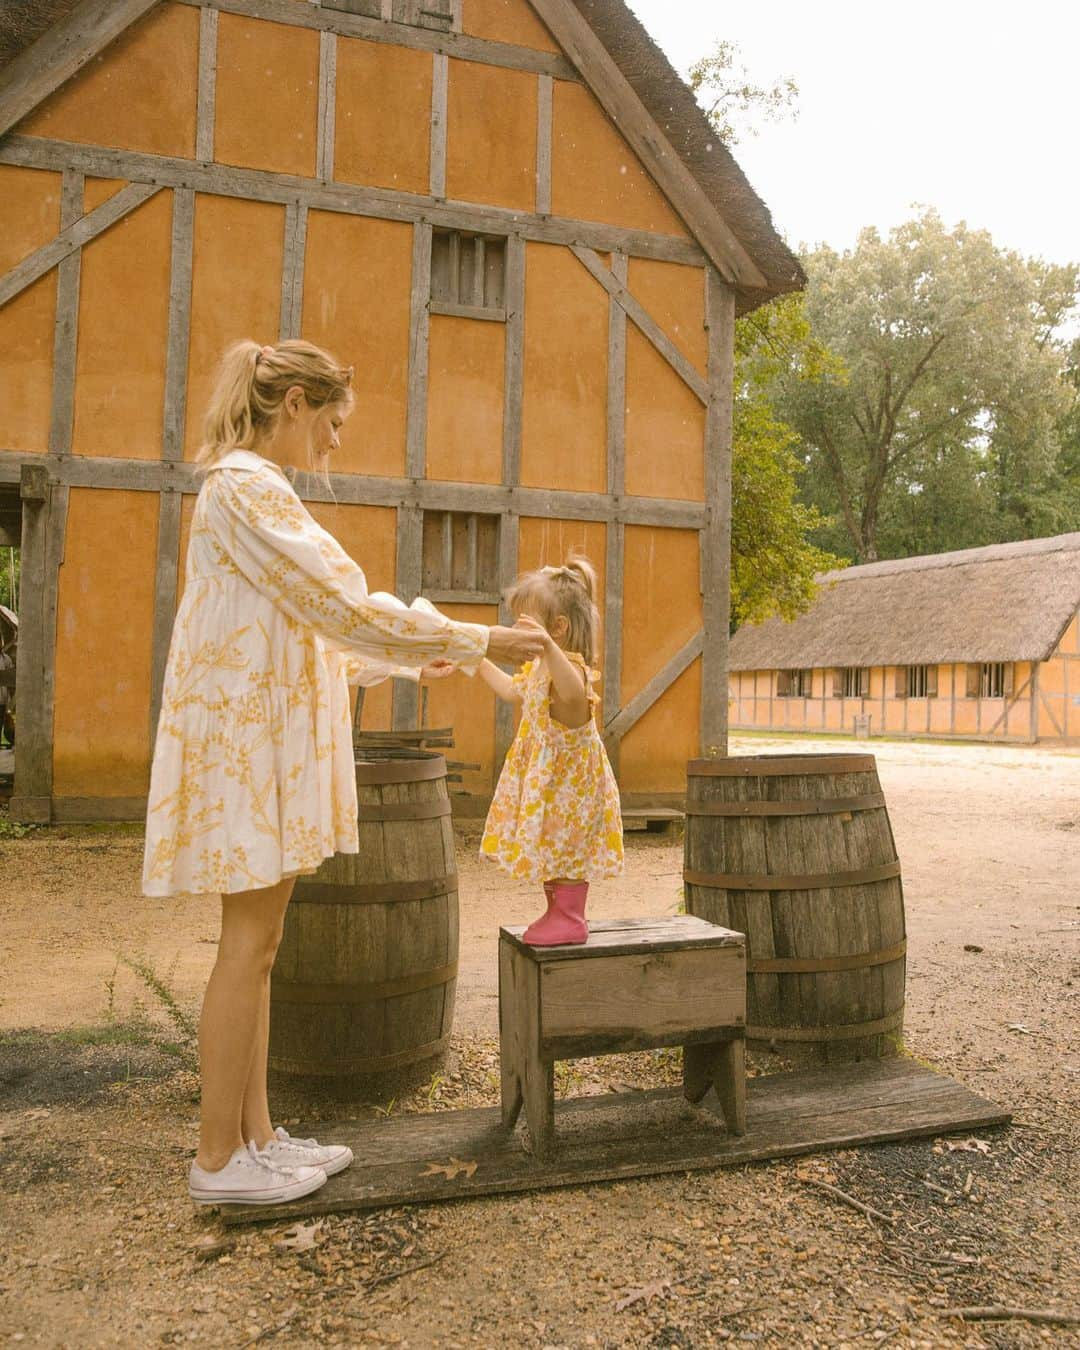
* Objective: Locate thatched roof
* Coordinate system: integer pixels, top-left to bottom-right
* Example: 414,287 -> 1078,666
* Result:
0,0 -> 802,313
729,533 -> 1080,670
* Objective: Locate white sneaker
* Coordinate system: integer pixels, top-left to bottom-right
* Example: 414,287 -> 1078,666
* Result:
260,1126 -> 354,1178
188,1140 -> 328,1206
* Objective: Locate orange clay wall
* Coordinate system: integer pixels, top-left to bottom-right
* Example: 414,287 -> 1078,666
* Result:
1038,612 -> 1080,741
3,0 -> 718,808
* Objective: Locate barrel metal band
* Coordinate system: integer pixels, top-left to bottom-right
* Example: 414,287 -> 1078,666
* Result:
271,961 -> 458,1005
747,939 -> 907,974
746,1008 -> 904,1042
269,1034 -> 451,1078
354,756 -> 446,784
357,800 -> 451,822
294,874 -> 459,906
685,792 -> 885,818
687,755 -> 877,778
683,861 -> 901,891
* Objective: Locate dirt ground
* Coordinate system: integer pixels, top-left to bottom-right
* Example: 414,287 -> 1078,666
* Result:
1,733 -> 1078,1347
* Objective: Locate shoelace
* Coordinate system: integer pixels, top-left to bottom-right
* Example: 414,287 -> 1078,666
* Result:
245,1139 -> 300,1178
274,1128 -> 320,1151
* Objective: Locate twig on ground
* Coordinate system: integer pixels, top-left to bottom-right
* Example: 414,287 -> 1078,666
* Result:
939,1306 -> 1079,1327
363,1251 -> 446,1292
799,1177 -> 894,1225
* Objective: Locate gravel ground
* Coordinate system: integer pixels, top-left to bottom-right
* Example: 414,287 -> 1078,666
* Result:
1,734 -> 1078,1347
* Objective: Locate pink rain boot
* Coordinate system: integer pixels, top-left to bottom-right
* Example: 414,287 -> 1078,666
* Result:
523,881 -> 589,946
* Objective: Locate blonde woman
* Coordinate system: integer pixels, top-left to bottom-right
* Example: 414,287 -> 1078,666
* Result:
143,340 -> 543,1205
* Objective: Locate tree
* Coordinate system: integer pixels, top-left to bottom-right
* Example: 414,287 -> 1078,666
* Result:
776,211 -> 1078,562
731,297 -> 845,625
688,40 -> 798,146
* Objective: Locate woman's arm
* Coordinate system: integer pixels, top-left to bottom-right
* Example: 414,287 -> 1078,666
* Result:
206,467 -> 543,672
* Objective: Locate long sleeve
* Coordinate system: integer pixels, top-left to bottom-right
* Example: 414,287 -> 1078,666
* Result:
204,464 -> 489,674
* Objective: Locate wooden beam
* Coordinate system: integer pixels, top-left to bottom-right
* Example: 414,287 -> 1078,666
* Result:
163,188 -> 195,459
0,135 -> 707,268
700,271 -> 735,756
0,0 -> 161,140
0,451 -> 711,527
173,0 -> 579,81
603,252 -> 627,774
196,5 -> 218,162
535,73 -> 553,216
406,221 -> 433,478
604,629 -> 703,744
0,182 -> 162,310
148,489 -> 183,744
316,28 -> 337,182
430,52 -> 448,199
525,0 -> 767,291
570,244 -> 708,403
495,232 -> 526,773
391,506 -> 423,730
10,468 -> 68,823
279,202 -> 308,340
47,171 -> 84,457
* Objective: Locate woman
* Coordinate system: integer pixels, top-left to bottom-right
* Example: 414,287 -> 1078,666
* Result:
143,339 -> 543,1205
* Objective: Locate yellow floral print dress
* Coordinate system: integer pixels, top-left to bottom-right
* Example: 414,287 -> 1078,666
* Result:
480,655 -> 624,882
142,450 -> 488,897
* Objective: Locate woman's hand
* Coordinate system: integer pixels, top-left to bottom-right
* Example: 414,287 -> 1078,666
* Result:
421,659 -> 456,680
486,623 -> 546,666
512,613 -> 555,650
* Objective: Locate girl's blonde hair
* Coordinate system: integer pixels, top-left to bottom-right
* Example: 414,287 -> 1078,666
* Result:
507,553 -> 600,666
198,339 -> 354,466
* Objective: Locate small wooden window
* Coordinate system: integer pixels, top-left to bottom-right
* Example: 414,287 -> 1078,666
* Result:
978,662 -> 1011,698
777,669 -> 812,698
834,667 -> 869,698
431,231 -> 507,320
320,0 -> 383,19
900,665 -> 938,699
422,511 -> 500,601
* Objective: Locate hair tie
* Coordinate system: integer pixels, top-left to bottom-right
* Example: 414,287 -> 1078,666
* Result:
257,344 -> 275,363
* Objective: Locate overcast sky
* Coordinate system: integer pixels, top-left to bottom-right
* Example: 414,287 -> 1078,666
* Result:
628,0 -> 1078,266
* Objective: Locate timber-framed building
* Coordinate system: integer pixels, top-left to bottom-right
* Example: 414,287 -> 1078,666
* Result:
0,0 -> 801,822
729,534 -> 1080,745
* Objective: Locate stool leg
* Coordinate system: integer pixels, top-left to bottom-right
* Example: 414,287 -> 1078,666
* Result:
523,1047 -> 555,1161
714,1038 -> 746,1136
499,942 -> 523,1131
683,1042 -> 722,1105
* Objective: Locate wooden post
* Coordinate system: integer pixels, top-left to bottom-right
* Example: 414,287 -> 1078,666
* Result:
48,170 -> 83,458
603,252 -> 627,774
494,233 -> 525,773
701,270 -> 735,757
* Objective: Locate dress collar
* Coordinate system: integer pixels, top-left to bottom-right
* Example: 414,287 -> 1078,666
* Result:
205,448 -> 290,479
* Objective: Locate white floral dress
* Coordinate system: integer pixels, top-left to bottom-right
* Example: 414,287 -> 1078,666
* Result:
142,450 -> 488,897
480,655 -> 624,882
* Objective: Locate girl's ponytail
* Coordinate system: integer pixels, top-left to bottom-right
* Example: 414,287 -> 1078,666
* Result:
199,341 -> 262,463
563,553 -> 598,603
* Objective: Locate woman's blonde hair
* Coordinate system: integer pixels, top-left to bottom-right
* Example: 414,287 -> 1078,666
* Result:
198,339 -> 354,466
507,553 -> 600,666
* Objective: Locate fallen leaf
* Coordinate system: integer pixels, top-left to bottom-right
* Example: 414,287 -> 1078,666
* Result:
274,1220 -> 324,1253
944,1138 -> 991,1155
963,944 -> 984,953
615,1277 -> 676,1312
419,1156 -> 478,1181
1006,1023 -> 1034,1035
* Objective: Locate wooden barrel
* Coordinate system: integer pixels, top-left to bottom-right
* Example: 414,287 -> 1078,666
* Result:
269,753 -> 458,1078
683,754 -> 905,1062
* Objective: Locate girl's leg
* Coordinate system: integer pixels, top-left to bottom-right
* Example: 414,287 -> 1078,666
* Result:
196,877 -> 294,1172
239,973 -> 276,1150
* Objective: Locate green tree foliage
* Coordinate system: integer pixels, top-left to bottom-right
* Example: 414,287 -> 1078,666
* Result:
774,211 -> 1079,562
688,40 -> 798,147
731,297 -> 846,625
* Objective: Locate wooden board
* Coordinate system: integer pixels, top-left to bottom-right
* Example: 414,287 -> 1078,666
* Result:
221,1058 -> 1010,1224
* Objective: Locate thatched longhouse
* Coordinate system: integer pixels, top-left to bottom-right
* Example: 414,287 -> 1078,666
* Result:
729,533 -> 1080,743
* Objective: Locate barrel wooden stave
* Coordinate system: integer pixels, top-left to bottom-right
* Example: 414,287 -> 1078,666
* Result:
270,759 -> 458,1078
684,755 -> 905,1062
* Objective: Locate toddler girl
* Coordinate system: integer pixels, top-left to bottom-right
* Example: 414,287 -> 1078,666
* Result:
478,556 -> 624,944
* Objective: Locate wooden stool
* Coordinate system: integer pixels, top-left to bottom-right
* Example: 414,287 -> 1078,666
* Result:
499,916 -> 747,1159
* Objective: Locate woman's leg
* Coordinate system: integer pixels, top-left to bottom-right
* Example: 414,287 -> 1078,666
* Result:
240,962 -> 277,1150
196,877 -> 295,1172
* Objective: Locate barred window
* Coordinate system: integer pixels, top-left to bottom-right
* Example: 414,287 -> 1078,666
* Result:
833,667 -> 869,698
777,669 -> 813,698
431,231 -> 507,319
422,511 -> 500,601
322,0 -> 456,30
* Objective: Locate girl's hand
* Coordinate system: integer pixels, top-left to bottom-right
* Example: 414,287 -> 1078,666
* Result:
512,613 -> 554,650
421,659 -> 456,679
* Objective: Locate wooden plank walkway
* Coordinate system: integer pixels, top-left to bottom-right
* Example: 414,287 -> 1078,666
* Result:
223,1058 -> 1010,1225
